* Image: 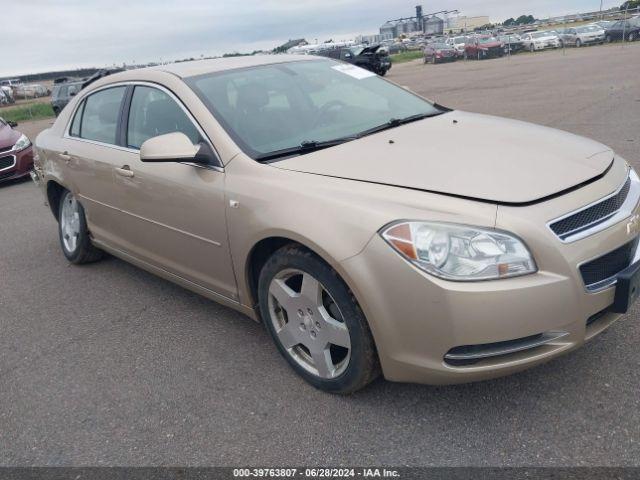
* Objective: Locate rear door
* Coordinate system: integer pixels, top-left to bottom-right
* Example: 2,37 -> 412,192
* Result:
109,84 -> 237,299
62,85 -> 128,245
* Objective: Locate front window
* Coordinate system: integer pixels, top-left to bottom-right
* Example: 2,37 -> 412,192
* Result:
477,37 -> 497,44
126,85 -> 202,149
186,59 -> 443,159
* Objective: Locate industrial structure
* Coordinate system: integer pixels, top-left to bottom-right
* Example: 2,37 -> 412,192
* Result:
379,5 -> 460,38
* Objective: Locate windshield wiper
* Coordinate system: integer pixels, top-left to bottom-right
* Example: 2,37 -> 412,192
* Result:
255,136 -> 359,162
354,111 -> 444,139
255,111 -> 446,162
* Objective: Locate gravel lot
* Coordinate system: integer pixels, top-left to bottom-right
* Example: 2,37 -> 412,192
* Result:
1,43 -> 639,466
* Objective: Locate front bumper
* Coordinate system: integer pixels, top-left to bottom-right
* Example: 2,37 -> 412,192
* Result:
340,159 -> 638,385
0,145 -> 34,183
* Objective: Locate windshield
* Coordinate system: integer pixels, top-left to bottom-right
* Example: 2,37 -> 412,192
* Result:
453,37 -> 466,43
187,59 -> 443,159
430,43 -> 449,49
477,37 -> 498,44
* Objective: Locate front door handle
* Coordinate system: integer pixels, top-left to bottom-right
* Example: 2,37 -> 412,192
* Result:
60,151 -> 71,163
115,166 -> 134,178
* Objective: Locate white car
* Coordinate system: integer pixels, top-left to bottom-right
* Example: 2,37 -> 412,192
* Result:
446,35 -> 467,56
521,31 -> 561,51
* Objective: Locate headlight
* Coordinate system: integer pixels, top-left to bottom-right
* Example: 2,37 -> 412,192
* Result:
381,221 -> 537,281
13,133 -> 31,152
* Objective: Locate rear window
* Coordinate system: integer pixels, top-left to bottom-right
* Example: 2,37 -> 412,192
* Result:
78,87 -> 126,145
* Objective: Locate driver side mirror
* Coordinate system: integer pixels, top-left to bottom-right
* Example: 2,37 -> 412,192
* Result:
140,132 -> 214,165
8,120 -> 18,128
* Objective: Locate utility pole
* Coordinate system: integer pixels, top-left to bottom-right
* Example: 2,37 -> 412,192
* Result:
599,0 -> 604,20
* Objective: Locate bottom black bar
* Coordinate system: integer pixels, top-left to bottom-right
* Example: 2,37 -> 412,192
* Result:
0,467 -> 638,480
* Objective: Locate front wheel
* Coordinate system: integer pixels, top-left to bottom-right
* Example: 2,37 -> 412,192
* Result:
576,39 -> 582,48
258,245 -> 379,394
629,32 -> 637,42
605,34 -> 612,43
58,190 -> 103,264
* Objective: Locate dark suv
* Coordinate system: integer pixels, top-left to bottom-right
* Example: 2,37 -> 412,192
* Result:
51,81 -> 83,116
319,45 -> 392,76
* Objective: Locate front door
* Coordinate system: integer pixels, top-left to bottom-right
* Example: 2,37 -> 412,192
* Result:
110,84 -> 237,300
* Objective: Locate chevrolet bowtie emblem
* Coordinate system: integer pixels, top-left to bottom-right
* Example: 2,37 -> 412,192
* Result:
627,214 -> 640,235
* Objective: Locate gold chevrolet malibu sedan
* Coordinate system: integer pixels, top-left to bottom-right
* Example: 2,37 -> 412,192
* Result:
33,55 -> 640,393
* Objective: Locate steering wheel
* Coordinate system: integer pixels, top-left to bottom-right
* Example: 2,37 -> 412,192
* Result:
314,100 -> 348,127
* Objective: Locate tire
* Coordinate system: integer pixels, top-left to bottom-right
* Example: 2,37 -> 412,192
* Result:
576,39 -> 582,48
629,32 -> 636,42
258,245 -> 379,394
463,51 -> 468,60
58,190 -> 103,264
53,107 -> 60,117
605,34 -> 612,43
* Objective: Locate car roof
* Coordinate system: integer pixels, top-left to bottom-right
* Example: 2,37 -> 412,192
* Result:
81,54 -> 322,93
148,54 -> 317,79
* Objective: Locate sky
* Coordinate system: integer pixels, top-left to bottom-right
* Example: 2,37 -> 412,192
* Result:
2,0 -> 622,77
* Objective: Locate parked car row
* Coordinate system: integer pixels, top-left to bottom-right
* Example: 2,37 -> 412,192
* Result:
13,84 -> 50,99
423,17 -> 639,65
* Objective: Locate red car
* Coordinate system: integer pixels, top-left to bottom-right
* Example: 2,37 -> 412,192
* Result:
423,43 -> 458,64
0,118 -> 34,183
464,36 -> 505,60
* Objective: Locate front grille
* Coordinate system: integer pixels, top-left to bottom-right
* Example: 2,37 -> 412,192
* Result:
0,155 -> 15,170
0,145 -> 12,154
580,237 -> 638,289
550,175 -> 631,240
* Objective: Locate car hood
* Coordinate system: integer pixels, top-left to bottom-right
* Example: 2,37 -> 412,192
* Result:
359,45 -> 382,55
272,111 -> 614,204
0,124 -> 19,149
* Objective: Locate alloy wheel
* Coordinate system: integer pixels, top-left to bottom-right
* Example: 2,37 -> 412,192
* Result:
268,268 -> 351,379
60,193 -> 81,253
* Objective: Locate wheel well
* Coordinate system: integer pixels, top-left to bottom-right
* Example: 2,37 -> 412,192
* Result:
246,237 -> 297,307
46,181 -> 65,221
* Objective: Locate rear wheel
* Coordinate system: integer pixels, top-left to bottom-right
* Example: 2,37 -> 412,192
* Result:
58,190 -> 103,264
258,245 -> 379,394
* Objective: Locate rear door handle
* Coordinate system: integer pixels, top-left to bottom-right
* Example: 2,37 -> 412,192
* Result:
115,166 -> 134,178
